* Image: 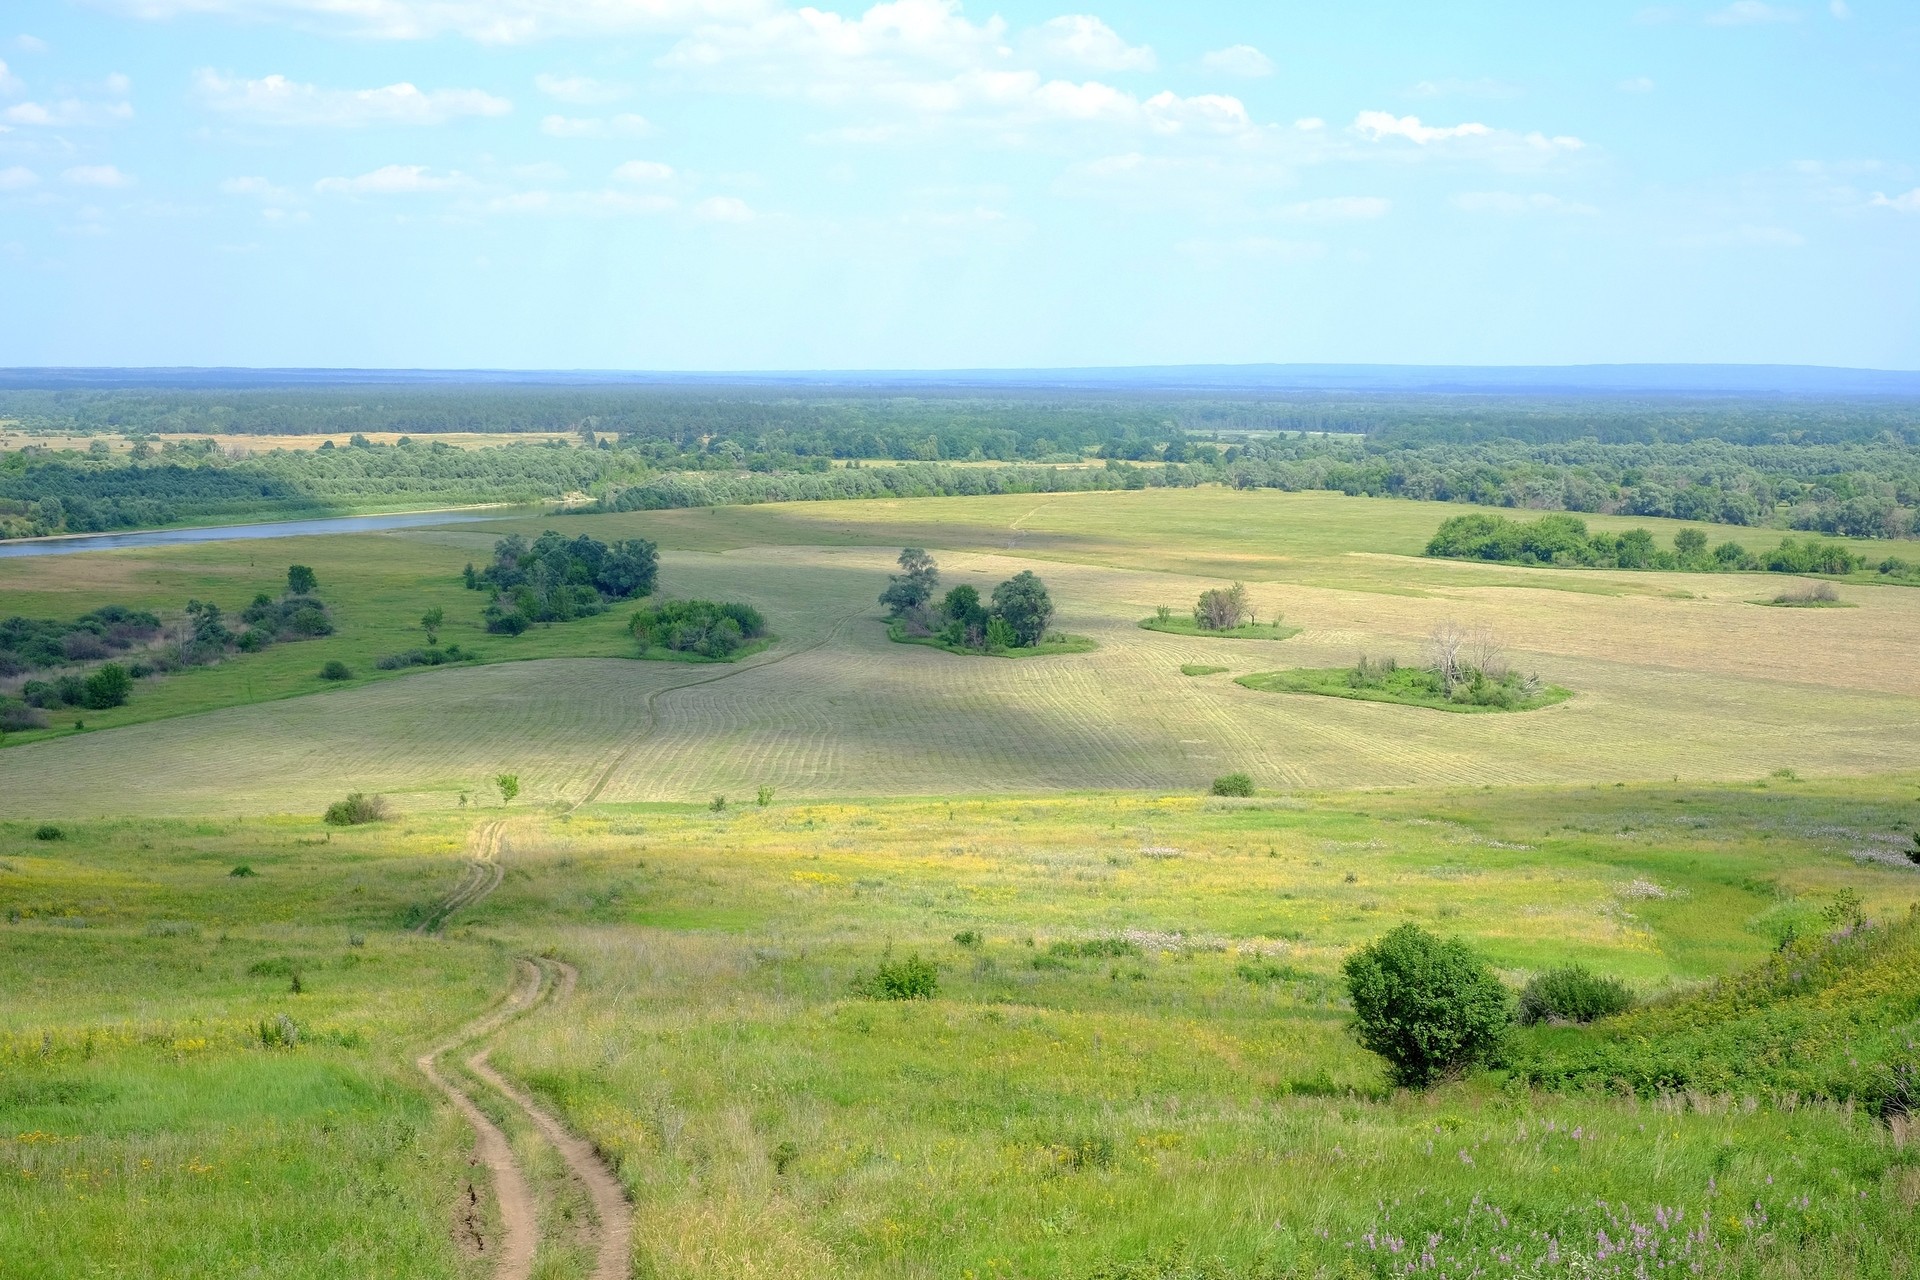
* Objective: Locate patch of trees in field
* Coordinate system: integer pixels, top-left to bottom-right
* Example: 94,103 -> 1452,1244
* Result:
1,605 -> 161,676
1240,622 -> 1563,713
880,549 -> 1065,654
465,531 -> 657,633
1423,512 -> 1903,577
630,600 -> 769,660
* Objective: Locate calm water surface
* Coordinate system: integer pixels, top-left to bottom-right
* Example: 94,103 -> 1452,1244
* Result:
0,510 -> 504,558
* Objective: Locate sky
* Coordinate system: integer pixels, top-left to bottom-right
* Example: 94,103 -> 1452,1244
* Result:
0,0 -> 1915,370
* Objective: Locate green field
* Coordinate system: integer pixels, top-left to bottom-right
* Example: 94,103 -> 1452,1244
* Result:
3,486 -> 1919,1278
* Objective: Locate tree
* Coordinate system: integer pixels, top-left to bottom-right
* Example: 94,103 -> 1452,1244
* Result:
287,565 -> 318,595
495,773 -> 520,805
1674,527 -> 1709,564
421,607 -> 444,645
1342,923 -> 1511,1088
990,570 -> 1053,647
880,547 -> 940,617
81,663 -> 132,710
1426,619 -> 1466,692
1193,582 -> 1250,630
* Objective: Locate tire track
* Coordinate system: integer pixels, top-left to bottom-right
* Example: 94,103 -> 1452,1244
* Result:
414,819 -> 506,935
574,607 -> 865,808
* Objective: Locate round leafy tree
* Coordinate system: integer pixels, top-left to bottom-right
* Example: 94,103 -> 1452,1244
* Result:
1341,923 -> 1511,1087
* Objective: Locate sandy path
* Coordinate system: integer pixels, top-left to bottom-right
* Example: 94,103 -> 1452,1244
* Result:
416,822 -> 635,1279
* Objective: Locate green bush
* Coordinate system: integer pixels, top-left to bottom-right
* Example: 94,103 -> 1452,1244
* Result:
32,824 -> 64,841
854,951 -> 938,1000
1210,772 -> 1255,797
1341,923 -> 1512,1087
1516,964 -> 1635,1026
631,598 -> 768,659
319,660 -> 352,681
81,663 -> 132,710
323,793 -> 391,826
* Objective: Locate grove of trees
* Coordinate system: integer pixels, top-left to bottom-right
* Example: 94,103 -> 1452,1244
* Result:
880,549 -> 1056,652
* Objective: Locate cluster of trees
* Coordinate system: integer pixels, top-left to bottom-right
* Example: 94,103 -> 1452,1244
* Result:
1426,512 -> 1876,576
1193,582 -> 1252,630
879,548 -> 1055,650
0,605 -> 161,676
630,599 -> 769,659
11,663 -> 134,720
465,531 -> 658,633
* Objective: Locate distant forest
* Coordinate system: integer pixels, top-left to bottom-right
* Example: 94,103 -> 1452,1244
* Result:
1,386 -> 1915,540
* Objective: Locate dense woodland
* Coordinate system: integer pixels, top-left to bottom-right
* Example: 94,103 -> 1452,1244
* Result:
2,386 -> 1916,541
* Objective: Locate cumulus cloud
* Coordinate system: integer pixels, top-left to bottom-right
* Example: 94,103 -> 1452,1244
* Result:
1277,195 -> 1390,221
695,194 -> 753,222
64,164 -> 135,187
0,58 -> 22,96
534,73 -> 627,104
195,71 -> 511,126
2,97 -> 134,127
1353,111 -> 1583,162
13,35 -> 51,54
612,159 -> 676,182
0,165 -> 38,189
1353,111 -> 1491,144
1407,77 -> 1522,100
540,112 -> 654,137
1705,1 -> 1799,24
89,0 -> 771,43
220,175 -> 296,201
1829,0 -> 1850,15
314,164 -> 474,194
1198,44 -> 1272,78
1869,188 -> 1920,213
1618,76 -> 1655,93
1023,15 -> 1154,72
488,188 -> 676,216
1452,191 -> 1597,215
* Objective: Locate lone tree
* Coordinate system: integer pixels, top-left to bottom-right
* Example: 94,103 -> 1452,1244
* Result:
879,548 -> 940,617
287,565 -> 318,596
495,773 -> 520,805
1194,582 -> 1251,631
990,571 -> 1053,647
421,606 -> 445,645
1341,923 -> 1511,1087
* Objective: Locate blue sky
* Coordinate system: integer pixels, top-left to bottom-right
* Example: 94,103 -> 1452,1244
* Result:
0,0 -> 1915,369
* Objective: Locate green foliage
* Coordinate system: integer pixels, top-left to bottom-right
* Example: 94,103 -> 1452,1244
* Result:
756,785 -> 775,807
853,951 -> 939,1000
990,570 -> 1054,647
372,645 -> 474,670
1342,923 -> 1513,1087
32,824 -> 64,841
318,659 -> 353,681
0,605 -> 162,675
630,599 -> 769,660
473,530 -> 657,632
1426,512 -> 1870,576
879,547 -> 939,617
1210,772 -> 1255,797
323,793 -> 391,826
1516,964 -> 1636,1026
1192,582 -> 1251,630
227,863 -> 256,876
1238,663 -> 1568,714
286,565 -> 318,595
495,774 -> 519,805
81,663 -> 132,710
952,929 -> 982,948
1180,664 -> 1228,676
420,606 -> 444,643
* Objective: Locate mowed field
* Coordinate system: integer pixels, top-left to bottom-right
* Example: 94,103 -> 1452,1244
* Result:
4,488 -> 1919,816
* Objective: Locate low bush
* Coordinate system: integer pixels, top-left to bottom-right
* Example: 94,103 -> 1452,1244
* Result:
319,660 -> 352,681
373,644 -> 473,670
33,824 -> 64,841
0,699 -> 49,732
1049,937 -> 1141,959
1516,963 -> 1635,1025
1210,772 -> 1255,797
1342,923 -> 1513,1087
323,793 -> 392,826
631,599 -> 768,660
853,951 -> 938,1000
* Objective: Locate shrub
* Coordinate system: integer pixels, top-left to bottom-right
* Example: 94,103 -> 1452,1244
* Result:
287,565 -> 318,595
33,824 -> 64,841
631,599 -> 768,659
1516,964 -> 1635,1026
319,660 -> 353,681
228,864 -> 256,877
0,701 -> 48,733
495,774 -> 519,804
952,929 -> 983,948
854,951 -> 938,1000
1342,923 -> 1512,1087
323,793 -> 391,826
1210,772 -> 1255,797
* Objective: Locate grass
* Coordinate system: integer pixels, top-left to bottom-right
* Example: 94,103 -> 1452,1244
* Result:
636,634 -> 778,664
885,618 -> 1099,659
1759,583 -> 1855,609
1139,616 -> 1301,641
1180,664 -> 1229,677
1236,667 -> 1574,714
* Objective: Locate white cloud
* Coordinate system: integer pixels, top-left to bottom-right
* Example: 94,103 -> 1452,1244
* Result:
0,58 -> 21,96
1353,111 -> 1491,144
89,0 -> 771,43
612,159 -> 676,183
194,71 -> 512,126
1869,188 -> 1920,213
1293,117 -> 1324,131
1829,0 -> 1851,16
1618,76 -> 1656,93
2,98 -> 134,126
1353,111 -> 1584,161
104,73 -> 133,96
1023,15 -> 1154,72
488,188 -> 677,216
534,73 -> 627,104
314,164 -> 473,195
1453,191 -> 1597,215
540,112 -> 654,138
1277,195 -> 1390,221
220,175 -> 295,202
0,165 -> 38,190
1198,44 -> 1272,78
1177,236 -> 1325,269
662,0 -> 1007,78
13,35 -> 51,54
695,194 -> 753,222
64,164 -> 135,188
1673,224 -> 1805,247
1408,77 -> 1522,100
1705,2 -> 1799,25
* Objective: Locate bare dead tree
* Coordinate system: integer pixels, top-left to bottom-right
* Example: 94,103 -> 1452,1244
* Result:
1193,582 -> 1251,631
1466,625 -> 1510,682
1426,619 -> 1466,691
